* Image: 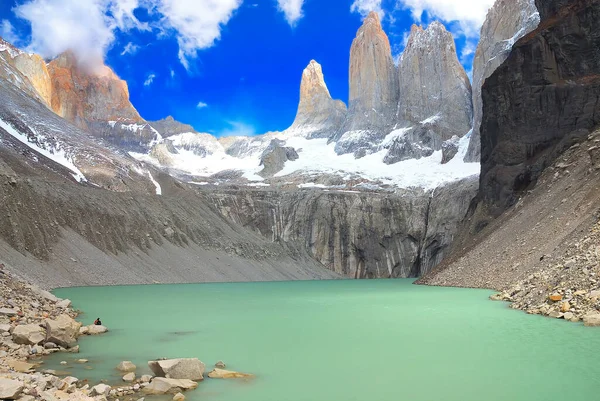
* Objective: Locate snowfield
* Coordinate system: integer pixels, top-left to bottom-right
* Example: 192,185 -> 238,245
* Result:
131,127 -> 480,190
0,117 -> 87,183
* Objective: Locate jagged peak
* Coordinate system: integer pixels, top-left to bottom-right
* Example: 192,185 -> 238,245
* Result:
405,20 -> 454,51
0,36 -> 24,58
301,59 -> 329,95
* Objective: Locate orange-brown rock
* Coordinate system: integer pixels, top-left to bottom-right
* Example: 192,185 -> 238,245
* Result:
12,53 -> 53,107
549,293 -> 563,302
289,60 -> 346,138
47,51 -> 143,129
0,37 -> 52,107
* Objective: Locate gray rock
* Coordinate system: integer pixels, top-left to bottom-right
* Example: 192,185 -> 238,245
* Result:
12,324 -> 45,345
464,0 -> 540,162
0,308 -> 18,316
441,136 -> 460,164
142,378 -> 198,395
86,325 -> 108,335
56,299 -> 71,309
583,313 -> 600,327
91,384 -> 111,397
398,22 -> 472,142
214,361 -> 226,369
44,314 -> 81,348
259,140 -> 299,178
116,361 -> 136,372
0,378 -> 24,399
123,373 -> 136,382
148,358 -> 205,381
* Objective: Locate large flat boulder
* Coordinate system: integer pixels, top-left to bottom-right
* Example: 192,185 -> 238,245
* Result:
207,368 -> 254,379
148,359 -> 205,381
583,313 -> 600,327
142,378 -> 198,395
85,325 -> 108,335
45,314 -> 81,348
12,324 -> 45,345
0,378 -> 24,399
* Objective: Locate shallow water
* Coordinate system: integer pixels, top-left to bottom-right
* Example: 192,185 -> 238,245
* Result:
48,279 -> 600,401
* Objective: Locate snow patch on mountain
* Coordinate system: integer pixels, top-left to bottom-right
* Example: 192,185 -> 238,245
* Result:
0,117 -> 87,182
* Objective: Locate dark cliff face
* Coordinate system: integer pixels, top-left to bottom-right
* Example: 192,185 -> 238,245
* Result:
479,0 -> 600,218
206,178 -> 477,279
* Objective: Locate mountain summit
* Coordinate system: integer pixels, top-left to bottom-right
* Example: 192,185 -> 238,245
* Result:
289,60 -> 347,138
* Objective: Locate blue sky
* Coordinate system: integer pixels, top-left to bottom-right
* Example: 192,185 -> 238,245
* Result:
1,0 -> 495,136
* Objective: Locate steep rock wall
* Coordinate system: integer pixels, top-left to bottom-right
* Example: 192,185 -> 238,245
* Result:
479,0 -> 600,218
205,177 -> 477,278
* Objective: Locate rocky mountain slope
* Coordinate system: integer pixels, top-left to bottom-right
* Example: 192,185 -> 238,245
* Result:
464,0 -> 540,162
0,0 -> 545,285
421,0 -> 600,323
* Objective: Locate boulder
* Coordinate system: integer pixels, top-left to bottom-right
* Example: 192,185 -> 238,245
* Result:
207,368 -> 254,379
90,384 -> 111,397
140,375 -> 152,383
86,325 -> 108,335
214,361 -> 226,369
172,393 -> 185,401
56,299 -> 72,309
7,360 -> 35,373
0,378 -> 24,399
116,361 -> 136,372
45,314 -> 81,348
548,293 -> 563,302
589,290 -> 600,298
12,324 -> 45,345
0,324 -> 12,333
560,302 -> 571,313
441,136 -> 459,164
123,373 -> 136,382
79,327 -> 89,335
142,378 -> 198,395
583,313 -> 600,327
148,358 -> 205,381
0,308 -> 18,317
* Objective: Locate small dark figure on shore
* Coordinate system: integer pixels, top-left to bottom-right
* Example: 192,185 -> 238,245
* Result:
94,318 -> 102,325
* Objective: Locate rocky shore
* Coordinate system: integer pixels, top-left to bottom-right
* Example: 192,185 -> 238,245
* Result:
0,267 -> 252,401
491,220 -> 600,326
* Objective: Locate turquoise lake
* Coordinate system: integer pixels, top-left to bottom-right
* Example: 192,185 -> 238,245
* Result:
47,279 -> 600,401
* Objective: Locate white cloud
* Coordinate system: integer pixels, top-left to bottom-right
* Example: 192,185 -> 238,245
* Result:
396,0 -> 496,37
170,68 -> 175,78
1,20 -> 20,45
121,42 -> 140,55
218,121 -> 256,137
196,101 -> 208,109
13,0 -> 242,71
144,73 -> 156,86
350,0 -> 384,20
157,0 -> 243,69
276,0 -> 304,26
15,0 -> 115,68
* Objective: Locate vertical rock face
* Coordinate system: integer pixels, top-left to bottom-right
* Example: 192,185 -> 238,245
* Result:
398,22 -> 473,141
0,38 -> 52,107
464,0 -> 540,162
288,60 -> 347,138
12,54 -> 52,108
47,51 -> 142,128
334,11 -> 398,155
205,177 -> 478,278
479,0 -> 600,218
